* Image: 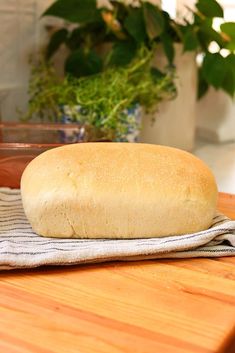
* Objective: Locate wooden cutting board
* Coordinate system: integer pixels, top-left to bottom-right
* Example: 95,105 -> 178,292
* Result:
0,193 -> 235,353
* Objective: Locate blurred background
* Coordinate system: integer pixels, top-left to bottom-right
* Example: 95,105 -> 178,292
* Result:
0,0 -> 235,192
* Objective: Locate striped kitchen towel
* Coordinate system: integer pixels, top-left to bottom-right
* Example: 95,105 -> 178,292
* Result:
0,188 -> 235,270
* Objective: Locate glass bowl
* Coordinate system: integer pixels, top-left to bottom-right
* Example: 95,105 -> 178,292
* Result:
0,123 -> 87,188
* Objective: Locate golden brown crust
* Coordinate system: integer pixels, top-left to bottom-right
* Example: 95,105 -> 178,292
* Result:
21,143 -> 218,238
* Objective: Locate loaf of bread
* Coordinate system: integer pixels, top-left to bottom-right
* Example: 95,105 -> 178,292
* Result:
21,143 -> 218,238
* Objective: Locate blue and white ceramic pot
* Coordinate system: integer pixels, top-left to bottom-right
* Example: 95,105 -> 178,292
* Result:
59,104 -> 142,143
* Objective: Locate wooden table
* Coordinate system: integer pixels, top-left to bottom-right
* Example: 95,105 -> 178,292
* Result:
0,193 -> 235,353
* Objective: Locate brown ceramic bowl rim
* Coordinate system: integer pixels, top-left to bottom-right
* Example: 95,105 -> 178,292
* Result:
0,123 -> 85,148
0,143 -> 64,149
0,122 -> 82,130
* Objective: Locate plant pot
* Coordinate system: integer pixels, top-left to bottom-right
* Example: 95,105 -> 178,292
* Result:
59,105 -> 88,143
140,44 -> 197,151
117,104 -> 142,142
60,104 -> 142,143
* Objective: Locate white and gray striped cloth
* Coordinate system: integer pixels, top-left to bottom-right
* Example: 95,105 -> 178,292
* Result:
0,187 -> 235,270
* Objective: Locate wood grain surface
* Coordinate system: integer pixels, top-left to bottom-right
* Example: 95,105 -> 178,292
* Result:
0,193 -> 235,353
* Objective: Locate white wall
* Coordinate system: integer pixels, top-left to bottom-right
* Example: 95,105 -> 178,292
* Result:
0,0 -> 54,121
197,90 -> 235,143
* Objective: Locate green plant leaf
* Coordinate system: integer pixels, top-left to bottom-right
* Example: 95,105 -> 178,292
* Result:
222,54 -> 235,97
199,23 -> 225,48
222,71 -> 235,97
150,67 -> 165,80
197,68 -> 209,99
108,41 -> 137,67
226,53 -> 235,67
160,33 -> 175,65
194,13 -> 213,27
66,27 -> 83,50
193,17 -> 214,50
65,49 -> 102,77
226,42 -> 235,51
124,8 -> 147,43
143,2 -> 164,40
201,53 -> 226,88
196,0 -> 223,18
46,28 -> 68,59
43,0 -> 101,24
161,11 -> 179,42
201,52 -> 235,97
221,22 -> 235,41
182,27 -> 199,51
66,21 -> 106,51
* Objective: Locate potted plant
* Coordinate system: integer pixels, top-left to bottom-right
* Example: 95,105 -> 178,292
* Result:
39,0 -> 235,150
43,0 -> 235,97
23,47 -> 175,142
